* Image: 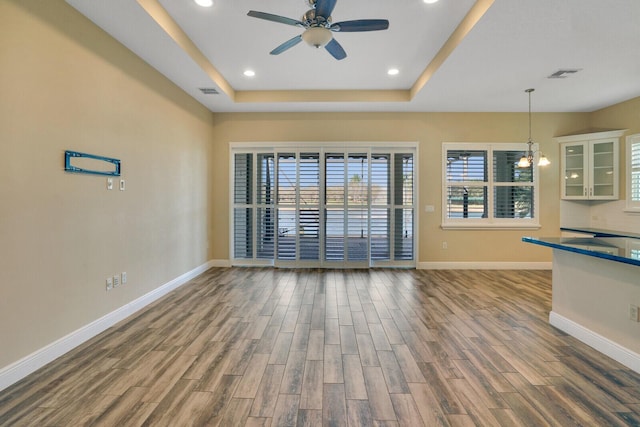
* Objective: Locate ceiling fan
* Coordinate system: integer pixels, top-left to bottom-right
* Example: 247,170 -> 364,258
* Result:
247,0 -> 389,60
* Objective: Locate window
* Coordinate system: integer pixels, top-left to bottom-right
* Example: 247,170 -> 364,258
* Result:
231,143 -> 416,267
442,143 -> 539,228
626,133 -> 640,212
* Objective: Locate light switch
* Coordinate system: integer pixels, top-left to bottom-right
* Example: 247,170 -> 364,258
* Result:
119,179 -> 126,191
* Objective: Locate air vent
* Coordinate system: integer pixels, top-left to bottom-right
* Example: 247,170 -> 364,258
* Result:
548,69 -> 581,79
199,87 -> 219,95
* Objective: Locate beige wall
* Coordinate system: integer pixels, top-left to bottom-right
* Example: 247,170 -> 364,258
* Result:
591,95 -> 640,133
0,1 -> 215,367
210,112 -> 588,264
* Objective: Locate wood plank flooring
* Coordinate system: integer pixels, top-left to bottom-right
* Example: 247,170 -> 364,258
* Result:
1,268 -> 640,426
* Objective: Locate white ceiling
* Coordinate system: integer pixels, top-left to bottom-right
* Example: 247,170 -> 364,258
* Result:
65,0 -> 640,113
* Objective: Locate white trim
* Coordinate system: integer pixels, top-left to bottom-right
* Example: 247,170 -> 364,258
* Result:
417,261 -> 551,270
230,141 -> 419,151
554,129 -> 627,144
626,133 -> 640,211
549,311 -> 640,374
0,260 -> 217,392
441,223 -> 541,230
442,142 -> 540,229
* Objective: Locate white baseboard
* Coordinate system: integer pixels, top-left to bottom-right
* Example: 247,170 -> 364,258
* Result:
549,311 -> 640,374
417,261 -> 552,270
0,260 -> 217,393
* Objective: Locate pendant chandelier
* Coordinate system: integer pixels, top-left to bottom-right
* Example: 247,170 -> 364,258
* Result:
518,88 -> 550,168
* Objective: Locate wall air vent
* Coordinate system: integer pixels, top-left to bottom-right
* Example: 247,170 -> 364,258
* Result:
548,69 -> 582,79
199,87 -> 219,95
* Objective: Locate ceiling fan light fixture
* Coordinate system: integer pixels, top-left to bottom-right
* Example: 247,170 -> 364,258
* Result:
247,1 -> 389,59
302,27 -> 332,48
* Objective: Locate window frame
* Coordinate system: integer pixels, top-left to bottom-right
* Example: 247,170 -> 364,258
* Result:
442,142 -> 541,229
625,133 -> 640,213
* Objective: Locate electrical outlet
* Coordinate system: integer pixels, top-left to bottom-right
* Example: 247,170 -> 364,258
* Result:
121,272 -> 127,285
442,241 -> 448,249
630,304 -> 639,322
106,277 -> 113,291
106,178 -> 113,190
113,275 -> 120,287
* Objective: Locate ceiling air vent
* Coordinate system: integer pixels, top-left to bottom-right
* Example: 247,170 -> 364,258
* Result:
199,87 -> 219,95
548,69 -> 582,79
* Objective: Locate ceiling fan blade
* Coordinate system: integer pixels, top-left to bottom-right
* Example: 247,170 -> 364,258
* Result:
325,38 -> 346,60
270,35 -> 303,55
247,10 -> 305,28
315,0 -> 337,19
330,19 -> 389,32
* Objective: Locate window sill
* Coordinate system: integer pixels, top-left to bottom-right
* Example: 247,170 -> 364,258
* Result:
624,208 -> 640,215
441,223 -> 541,230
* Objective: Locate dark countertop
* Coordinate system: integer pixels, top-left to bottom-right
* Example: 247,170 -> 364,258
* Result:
522,236 -> 640,267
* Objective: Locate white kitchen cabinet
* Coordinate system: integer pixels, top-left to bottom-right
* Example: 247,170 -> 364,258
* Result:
556,130 -> 625,200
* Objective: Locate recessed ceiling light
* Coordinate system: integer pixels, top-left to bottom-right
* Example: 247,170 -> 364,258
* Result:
423,0 -> 439,3
194,0 -> 213,7
243,70 -> 256,77
388,68 -> 399,76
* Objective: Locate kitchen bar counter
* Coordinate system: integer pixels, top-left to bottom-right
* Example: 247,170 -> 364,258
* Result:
523,235 -> 640,373
522,236 -> 640,267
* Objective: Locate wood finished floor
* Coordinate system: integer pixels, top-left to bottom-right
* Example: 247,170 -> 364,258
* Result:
1,268 -> 640,426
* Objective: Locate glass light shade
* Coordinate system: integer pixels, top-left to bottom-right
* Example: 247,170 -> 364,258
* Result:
538,154 -> 550,166
302,27 -> 332,48
518,155 -> 532,168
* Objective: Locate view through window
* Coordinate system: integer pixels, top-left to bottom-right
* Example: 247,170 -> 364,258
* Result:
443,143 -> 539,228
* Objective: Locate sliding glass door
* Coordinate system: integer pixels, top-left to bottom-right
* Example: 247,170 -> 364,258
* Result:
324,153 -> 369,267
231,144 -> 416,268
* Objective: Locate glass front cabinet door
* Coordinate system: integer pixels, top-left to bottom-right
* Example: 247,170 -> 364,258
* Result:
562,142 -> 586,198
590,139 -> 617,198
557,130 -> 624,200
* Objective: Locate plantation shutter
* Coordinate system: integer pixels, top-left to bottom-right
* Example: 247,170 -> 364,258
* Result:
233,153 -> 253,259
493,150 -> 534,219
630,140 -> 640,206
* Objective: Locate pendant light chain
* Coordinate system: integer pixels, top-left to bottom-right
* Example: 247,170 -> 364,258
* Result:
528,88 -> 533,144
518,88 -> 550,168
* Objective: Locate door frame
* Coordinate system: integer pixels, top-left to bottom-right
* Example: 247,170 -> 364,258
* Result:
229,141 -> 419,268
